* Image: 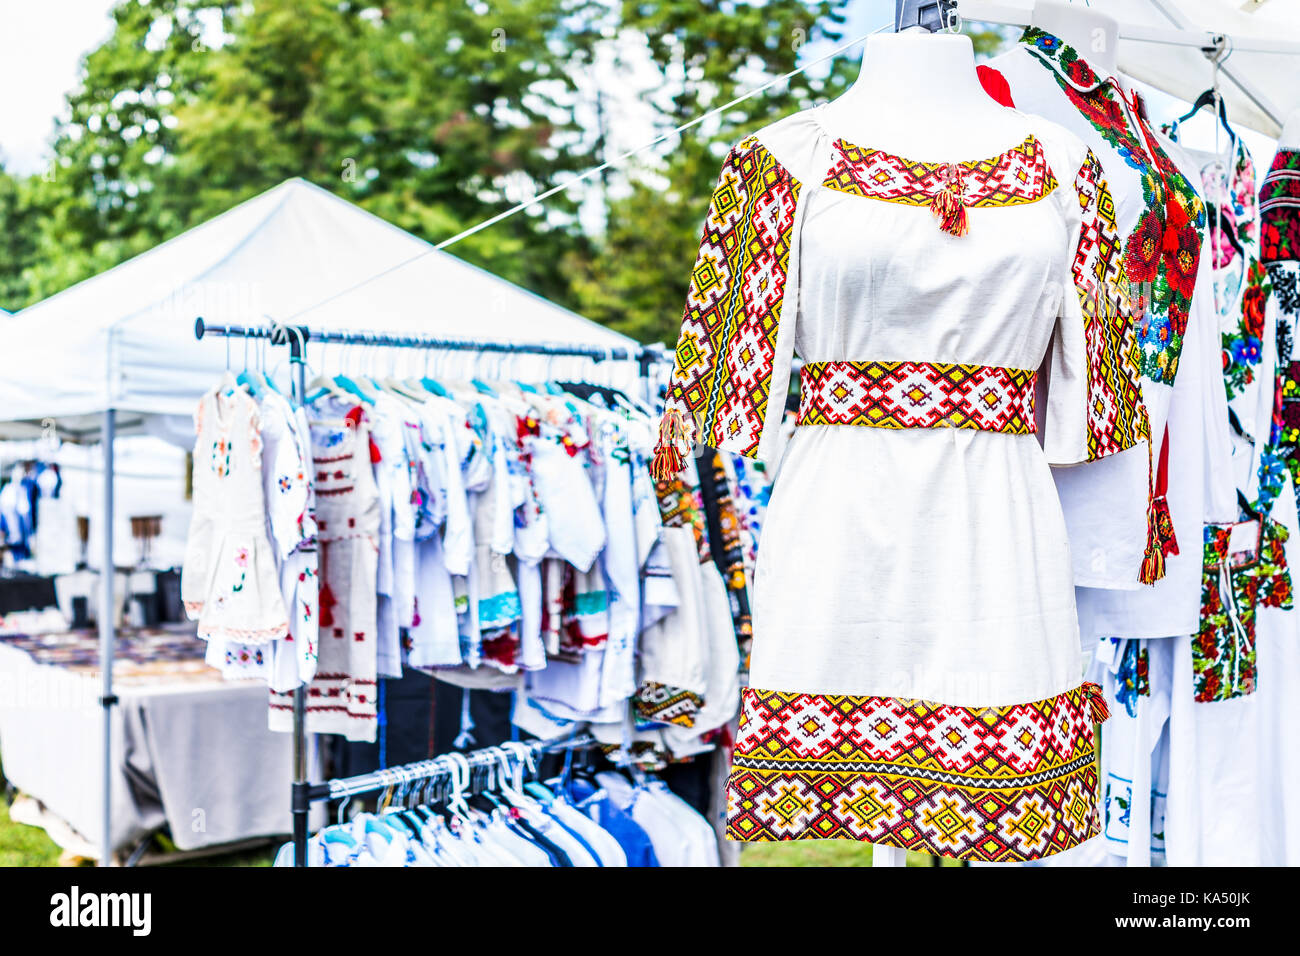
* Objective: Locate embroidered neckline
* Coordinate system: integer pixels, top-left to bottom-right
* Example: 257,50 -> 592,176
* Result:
822,133 -> 1059,211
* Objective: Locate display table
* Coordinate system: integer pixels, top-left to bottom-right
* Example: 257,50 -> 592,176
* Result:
0,572 -> 58,615
0,624 -> 306,862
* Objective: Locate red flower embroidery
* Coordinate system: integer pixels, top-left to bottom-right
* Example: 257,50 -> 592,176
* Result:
1161,200 -> 1200,309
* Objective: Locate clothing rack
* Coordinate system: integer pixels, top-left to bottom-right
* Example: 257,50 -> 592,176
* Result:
193,317 -> 670,385
193,316 -> 665,867
308,733 -> 598,804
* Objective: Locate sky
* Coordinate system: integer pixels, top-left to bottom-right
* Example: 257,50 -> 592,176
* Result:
0,0 -> 119,174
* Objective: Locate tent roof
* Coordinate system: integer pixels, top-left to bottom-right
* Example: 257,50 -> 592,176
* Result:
970,0 -> 1300,137
0,178 -> 639,424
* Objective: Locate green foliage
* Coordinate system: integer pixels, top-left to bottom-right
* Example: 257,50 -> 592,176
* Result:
0,168 -> 42,312
11,0 -> 608,306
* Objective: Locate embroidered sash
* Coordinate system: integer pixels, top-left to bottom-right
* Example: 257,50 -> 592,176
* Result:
796,360 -> 1037,434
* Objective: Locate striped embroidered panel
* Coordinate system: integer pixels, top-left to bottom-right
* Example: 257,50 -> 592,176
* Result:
796,360 -> 1037,434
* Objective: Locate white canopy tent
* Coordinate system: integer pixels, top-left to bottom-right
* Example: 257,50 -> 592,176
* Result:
956,0 -> 1300,136
0,177 -> 640,440
0,176 -> 646,864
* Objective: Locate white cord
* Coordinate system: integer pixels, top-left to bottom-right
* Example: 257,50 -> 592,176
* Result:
282,22 -> 890,323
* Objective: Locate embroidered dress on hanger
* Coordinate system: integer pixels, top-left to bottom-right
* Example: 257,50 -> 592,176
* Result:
296,400 -> 381,742
981,29 -> 1208,591
182,373 -> 290,644
1261,146 -> 1300,485
653,105 -> 1147,861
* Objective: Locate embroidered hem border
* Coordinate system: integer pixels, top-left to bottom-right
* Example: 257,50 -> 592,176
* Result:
726,684 -> 1102,861
796,361 -> 1037,434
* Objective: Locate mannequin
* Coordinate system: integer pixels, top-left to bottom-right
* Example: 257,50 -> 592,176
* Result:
819,30 -> 1027,163
823,25 -> 1027,872
1031,1 -> 1123,83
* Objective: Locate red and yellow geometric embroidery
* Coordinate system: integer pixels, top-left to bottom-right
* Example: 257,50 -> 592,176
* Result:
662,136 -> 801,460
823,134 -> 1058,208
726,684 -> 1106,862
1072,149 -> 1150,462
797,360 -> 1037,434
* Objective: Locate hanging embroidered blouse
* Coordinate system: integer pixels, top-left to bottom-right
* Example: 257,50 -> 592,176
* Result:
983,29 -> 1206,390
181,373 -> 290,644
980,29 -> 1206,589
296,399 -> 381,742
1194,516 -> 1293,702
1260,146 -> 1300,487
1185,136 -> 1287,513
652,106 -> 1146,861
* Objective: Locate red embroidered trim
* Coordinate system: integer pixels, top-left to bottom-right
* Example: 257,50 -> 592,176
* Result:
823,134 -> 1057,209
797,361 -> 1037,434
197,619 -> 290,644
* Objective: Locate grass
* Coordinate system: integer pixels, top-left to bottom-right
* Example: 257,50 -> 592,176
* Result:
741,841 -> 963,867
0,792 -> 63,867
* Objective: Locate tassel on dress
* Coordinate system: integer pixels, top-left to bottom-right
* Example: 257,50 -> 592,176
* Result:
930,163 -> 969,237
651,408 -> 691,481
1082,681 -> 1111,724
1139,427 -> 1176,585
1140,494 -> 1179,585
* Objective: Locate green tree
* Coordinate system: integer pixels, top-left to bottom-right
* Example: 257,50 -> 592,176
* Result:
0,166 -> 43,311
569,0 -> 851,345
27,0 -> 606,305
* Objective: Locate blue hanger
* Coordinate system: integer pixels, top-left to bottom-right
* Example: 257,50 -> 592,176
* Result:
235,368 -> 262,398
321,828 -> 358,848
420,377 -> 449,398
524,781 -> 555,803
333,374 -> 372,405
471,378 -> 498,397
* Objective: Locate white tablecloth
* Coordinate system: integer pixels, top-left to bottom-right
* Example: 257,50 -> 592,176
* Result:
0,636 -> 305,859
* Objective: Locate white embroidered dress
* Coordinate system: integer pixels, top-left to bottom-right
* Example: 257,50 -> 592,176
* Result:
654,105 -> 1151,862
182,375 -> 290,644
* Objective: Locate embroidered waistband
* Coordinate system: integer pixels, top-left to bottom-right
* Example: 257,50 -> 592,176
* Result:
796,360 -> 1037,434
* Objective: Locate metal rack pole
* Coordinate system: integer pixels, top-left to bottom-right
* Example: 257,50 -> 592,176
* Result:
194,317 -> 648,364
99,407 -> 116,867
307,734 -> 598,804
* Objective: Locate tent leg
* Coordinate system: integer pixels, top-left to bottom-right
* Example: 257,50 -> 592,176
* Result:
99,408 -> 117,867
290,337 -> 310,868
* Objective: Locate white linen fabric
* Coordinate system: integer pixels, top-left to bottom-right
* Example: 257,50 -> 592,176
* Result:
745,107 -> 1121,708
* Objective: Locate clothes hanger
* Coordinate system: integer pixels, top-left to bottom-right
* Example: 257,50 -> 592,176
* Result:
306,339 -> 348,404
235,332 -> 263,398
1204,202 -> 1246,258
1170,36 -> 1237,146
336,338 -> 377,405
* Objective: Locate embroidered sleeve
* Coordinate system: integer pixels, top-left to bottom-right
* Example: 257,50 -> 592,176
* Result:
1261,148 -> 1300,264
1072,149 -> 1151,462
1046,149 -> 1163,583
651,136 -> 802,477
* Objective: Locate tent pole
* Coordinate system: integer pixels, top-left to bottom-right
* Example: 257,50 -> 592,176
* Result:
99,407 -> 117,866
288,328 -> 310,868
